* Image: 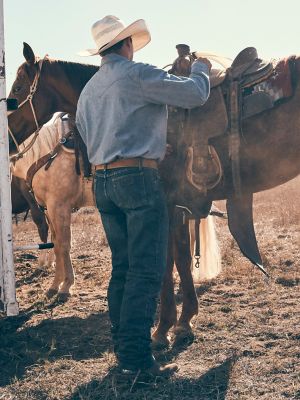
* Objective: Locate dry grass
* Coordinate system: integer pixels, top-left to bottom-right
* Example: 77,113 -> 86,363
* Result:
0,177 -> 299,399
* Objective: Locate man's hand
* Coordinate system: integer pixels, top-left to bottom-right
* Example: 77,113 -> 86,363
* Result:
165,144 -> 173,158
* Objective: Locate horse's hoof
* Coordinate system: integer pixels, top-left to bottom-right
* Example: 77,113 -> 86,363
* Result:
57,292 -> 70,303
173,326 -> 195,347
151,333 -> 171,350
46,288 -> 58,299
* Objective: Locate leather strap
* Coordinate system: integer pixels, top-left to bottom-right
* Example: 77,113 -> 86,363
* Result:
26,143 -> 62,190
94,158 -> 158,170
26,129 -> 73,190
228,80 -> 242,197
194,218 -> 201,269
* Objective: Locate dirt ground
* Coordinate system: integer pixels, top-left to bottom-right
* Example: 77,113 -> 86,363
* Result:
0,177 -> 299,400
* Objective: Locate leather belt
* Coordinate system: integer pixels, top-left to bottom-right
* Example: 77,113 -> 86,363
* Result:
94,157 -> 158,170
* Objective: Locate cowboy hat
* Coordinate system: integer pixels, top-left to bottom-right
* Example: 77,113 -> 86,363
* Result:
78,15 -> 151,56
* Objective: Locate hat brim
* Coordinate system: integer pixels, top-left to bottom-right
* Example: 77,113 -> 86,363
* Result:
78,19 -> 151,57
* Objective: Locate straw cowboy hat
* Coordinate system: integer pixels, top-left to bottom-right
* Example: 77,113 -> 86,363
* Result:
79,15 -> 151,56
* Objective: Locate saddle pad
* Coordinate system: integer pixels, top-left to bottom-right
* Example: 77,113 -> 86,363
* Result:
252,57 -> 293,102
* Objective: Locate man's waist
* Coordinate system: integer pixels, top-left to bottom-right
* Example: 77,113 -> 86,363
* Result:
94,157 -> 158,170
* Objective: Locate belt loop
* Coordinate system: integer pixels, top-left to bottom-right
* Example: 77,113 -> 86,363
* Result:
139,157 -> 143,170
104,163 -> 108,171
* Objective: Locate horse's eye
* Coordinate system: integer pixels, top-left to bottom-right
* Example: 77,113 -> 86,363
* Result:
13,86 -> 21,94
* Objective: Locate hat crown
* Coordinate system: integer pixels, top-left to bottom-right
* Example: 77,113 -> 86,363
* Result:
91,15 -> 125,49
78,15 -> 151,57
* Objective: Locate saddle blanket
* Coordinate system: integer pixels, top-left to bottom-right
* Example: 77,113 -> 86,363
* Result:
252,57 -> 293,102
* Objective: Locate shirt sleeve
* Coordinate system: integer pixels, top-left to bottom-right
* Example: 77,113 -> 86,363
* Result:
138,61 -> 210,109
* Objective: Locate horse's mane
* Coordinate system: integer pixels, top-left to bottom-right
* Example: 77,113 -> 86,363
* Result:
48,59 -> 99,83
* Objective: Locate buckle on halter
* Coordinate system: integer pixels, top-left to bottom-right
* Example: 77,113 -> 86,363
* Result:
60,137 -> 67,144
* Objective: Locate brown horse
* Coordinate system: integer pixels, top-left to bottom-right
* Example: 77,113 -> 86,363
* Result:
7,43 -> 300,347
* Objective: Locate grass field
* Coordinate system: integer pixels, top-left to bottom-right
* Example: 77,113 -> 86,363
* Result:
0,177 -> 299,400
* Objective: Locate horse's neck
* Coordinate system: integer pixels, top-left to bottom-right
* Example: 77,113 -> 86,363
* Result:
48,60 -> 99,112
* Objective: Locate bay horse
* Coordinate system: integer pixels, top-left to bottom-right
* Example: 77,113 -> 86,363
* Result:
8,42 -> 300,347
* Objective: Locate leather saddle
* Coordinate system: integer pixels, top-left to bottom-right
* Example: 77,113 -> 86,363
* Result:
210,47 -> 273,89
168,45 -> 275,195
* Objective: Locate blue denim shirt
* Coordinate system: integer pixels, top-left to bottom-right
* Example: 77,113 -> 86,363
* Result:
76,54 -> 210,164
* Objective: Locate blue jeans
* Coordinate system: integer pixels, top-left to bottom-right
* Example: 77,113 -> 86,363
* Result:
94,167 -> 169,370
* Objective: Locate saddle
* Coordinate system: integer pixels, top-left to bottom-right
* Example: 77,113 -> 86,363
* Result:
168,45 -> 286,194
25,114 -> 92,192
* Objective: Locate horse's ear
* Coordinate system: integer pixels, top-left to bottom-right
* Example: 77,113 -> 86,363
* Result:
23,42 -> 35,65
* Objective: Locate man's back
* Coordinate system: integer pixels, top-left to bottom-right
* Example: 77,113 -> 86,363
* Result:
76,53 -> 210,165
77,54 -> 167,165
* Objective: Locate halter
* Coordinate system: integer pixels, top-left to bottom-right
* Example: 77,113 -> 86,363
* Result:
9,56 -> 47,162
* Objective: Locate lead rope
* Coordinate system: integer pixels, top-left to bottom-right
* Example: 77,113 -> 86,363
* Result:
9,56 -> 47,163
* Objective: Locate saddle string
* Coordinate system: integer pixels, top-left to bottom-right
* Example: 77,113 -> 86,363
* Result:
9,56 -> 47,163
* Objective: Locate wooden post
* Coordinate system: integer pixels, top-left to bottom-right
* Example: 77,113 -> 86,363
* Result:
0,0 -> 18,316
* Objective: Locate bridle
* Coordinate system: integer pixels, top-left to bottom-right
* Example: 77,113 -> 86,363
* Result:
9,56 -> 47,162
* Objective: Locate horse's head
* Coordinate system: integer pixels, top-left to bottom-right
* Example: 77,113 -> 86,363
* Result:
8,43 -> 55,153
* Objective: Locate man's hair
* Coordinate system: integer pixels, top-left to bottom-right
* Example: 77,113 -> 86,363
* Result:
100,38 -> 127,57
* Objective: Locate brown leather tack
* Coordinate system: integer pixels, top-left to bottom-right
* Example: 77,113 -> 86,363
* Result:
94,158 -> 158,170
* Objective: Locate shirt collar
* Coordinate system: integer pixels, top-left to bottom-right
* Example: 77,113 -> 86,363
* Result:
101,53 -> 128,66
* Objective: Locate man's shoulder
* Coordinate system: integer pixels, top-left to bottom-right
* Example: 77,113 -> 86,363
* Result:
79,69 -> 103,98
127,60 -> 160,80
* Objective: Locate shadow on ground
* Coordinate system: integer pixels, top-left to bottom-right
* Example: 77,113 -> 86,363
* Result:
0,310 -> 110,387
67,356 -> 235,400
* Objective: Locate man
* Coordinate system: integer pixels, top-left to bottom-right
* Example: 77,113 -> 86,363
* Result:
76,15 -> 211,377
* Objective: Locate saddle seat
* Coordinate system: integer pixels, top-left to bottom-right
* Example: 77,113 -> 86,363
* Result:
209,47 -> 273,88
229,47 -> 273,87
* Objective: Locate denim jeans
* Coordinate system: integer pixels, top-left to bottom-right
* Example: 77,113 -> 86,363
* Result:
94,166 -> 169,370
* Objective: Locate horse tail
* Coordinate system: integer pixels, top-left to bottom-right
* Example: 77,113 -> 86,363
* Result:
190,215 -> 222,283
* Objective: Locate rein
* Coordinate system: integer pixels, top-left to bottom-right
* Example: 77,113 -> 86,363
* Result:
9,56 -> 47,163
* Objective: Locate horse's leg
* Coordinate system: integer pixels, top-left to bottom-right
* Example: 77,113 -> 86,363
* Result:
44,212 -> 61,297
173,220 -> 198,345
45,204 -> 74,300
18,178 -> 50,268
152,230 -> 177,349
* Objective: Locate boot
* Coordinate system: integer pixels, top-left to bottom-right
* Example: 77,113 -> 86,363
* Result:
120,357 -> 178,379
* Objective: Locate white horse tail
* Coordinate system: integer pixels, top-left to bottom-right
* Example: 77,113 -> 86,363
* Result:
190,215 -> 222,283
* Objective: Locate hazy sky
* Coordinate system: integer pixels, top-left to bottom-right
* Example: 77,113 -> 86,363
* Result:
3,0 -> 300,90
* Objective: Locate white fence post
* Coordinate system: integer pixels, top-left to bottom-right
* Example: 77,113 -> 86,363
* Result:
0,0 -> 19,316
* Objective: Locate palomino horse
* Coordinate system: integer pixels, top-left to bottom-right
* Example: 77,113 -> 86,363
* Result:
12,115 -> 94,297
11,113 -> 220,333
8,43 -> 300,347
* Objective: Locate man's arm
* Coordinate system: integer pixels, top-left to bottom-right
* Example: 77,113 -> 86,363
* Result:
138,59 -> 211,109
